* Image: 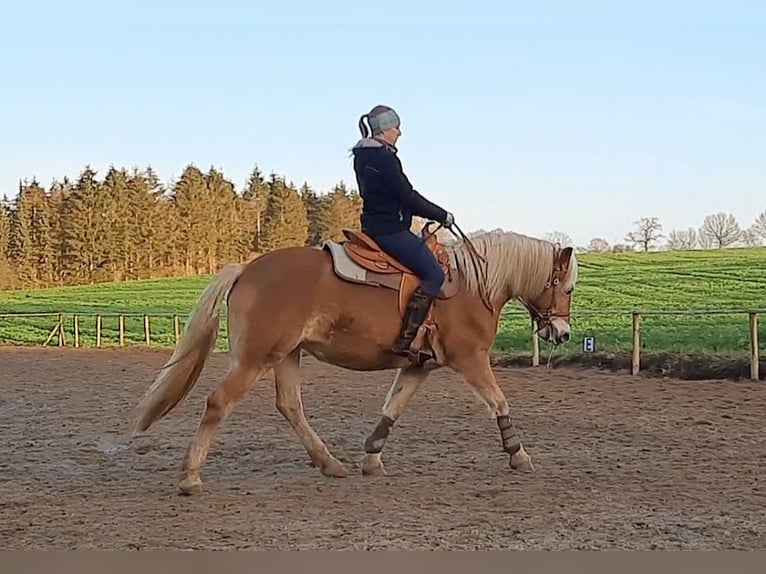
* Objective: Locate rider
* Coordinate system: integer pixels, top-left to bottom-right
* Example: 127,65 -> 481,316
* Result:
350,104 -> 455,358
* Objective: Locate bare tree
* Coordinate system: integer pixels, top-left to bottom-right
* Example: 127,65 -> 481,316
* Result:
699,212 -> 742,248
666,227 -> 698,250
625,217 -> 663,252
697,230 -> 716,249
587,237 -> 610,252
742,227 -> 762,247
543,230 -> 573,247
752,210 -> 766,242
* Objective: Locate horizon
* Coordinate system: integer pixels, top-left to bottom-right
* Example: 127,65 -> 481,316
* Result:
2,1 -> 765,247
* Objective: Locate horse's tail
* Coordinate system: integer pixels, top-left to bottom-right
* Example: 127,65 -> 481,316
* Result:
131,263 -> 246,435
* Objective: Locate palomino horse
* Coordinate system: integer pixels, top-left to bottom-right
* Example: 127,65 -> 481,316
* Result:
132,224 -> 578,494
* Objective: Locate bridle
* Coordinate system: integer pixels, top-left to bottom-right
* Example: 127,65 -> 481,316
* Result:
517,248 -> 573,331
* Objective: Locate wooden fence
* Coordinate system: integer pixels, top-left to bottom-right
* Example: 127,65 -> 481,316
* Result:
0,308 -> 762,381
529,308 -> 762,381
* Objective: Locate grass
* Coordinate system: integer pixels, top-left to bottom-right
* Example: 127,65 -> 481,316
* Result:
1,246 -> 765,379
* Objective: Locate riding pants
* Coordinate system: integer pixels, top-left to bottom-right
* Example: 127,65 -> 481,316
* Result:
370,230 -> 445,297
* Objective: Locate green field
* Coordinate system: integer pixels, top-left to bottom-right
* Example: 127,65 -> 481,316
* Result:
1,247 -> 765,376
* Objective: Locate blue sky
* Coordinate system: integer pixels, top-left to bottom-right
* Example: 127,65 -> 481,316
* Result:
2,1 -> 764,246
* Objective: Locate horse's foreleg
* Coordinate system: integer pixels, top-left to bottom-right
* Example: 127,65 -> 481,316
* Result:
274,349 -> 348,478
456,352 -> 534,471
179,362 -> 267,495
361,365 -> 430,476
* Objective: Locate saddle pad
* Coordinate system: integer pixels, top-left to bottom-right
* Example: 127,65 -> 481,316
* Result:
322,241 -> 369,284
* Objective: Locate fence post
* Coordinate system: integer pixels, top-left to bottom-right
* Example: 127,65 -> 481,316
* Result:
96,315 -> 102,347
531,318 -> 540,366
174,315 -> 181,345
631,312 -> 641,375
144,314 -> 151,346
58,314 -> 65,346
119,315 -> 125,347
74,315 -> 80,348
750,312 -> 759,381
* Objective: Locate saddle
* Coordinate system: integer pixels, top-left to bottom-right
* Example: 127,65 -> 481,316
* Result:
322,224 -> 460,362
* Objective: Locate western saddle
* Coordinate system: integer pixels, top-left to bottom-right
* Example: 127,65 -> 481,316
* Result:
324,223 -> 460,362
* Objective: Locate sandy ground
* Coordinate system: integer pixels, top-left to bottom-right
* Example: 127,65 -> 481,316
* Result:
1,347 -> 764,550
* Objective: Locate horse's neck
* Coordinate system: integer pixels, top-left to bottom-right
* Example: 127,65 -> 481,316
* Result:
473,234 -> 551,311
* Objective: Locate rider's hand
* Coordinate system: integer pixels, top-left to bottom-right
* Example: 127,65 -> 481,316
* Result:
444,212 -> 455,228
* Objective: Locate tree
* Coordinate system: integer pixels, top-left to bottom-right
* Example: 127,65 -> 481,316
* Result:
204,166 -> 239,273
319,182 -> 362,243
741,227 -> 762,247
543,231 -> 573,247
59,166 -> 115,282
170,164 -> 210,274
666,228 -> 698,250
587,237 -> 610,253
699,212 -> 741,249
242,165 -> 270,253
751,210 -> 766,242
0,195 -> 16,288
9,178 -> 58,285
259,175 -> 308,251
300,183 -> 324,246
624,217 -> 663,252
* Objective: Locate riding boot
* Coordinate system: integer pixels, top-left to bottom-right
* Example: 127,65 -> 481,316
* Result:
392,286 -> 436,359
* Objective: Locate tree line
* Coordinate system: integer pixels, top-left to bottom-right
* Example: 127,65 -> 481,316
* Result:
543,211 -> 766,253
2,161 -> 763,291
0,163 -> 362,289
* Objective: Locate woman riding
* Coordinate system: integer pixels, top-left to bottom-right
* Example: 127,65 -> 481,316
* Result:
350,104 -> 455,359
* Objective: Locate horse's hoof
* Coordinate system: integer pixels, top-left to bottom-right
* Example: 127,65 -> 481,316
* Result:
510,449 -> 534,472
361,454 -> 386,477
178,476 -> 203,495
320,459 -> 349,478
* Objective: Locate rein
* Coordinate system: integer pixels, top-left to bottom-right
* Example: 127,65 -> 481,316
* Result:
437,222 -> 495,314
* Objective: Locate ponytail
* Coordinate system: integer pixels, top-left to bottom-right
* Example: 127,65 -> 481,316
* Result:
358,113 -> 371,138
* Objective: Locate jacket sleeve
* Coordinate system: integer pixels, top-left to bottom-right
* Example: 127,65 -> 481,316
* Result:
380,152 -> 449,223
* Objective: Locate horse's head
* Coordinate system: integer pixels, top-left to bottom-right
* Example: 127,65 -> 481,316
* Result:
518,245 -> 576,345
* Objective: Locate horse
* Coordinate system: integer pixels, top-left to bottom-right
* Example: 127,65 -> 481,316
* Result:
131,224 -> 579,495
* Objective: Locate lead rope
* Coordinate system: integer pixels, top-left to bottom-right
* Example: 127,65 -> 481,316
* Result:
546,341 -> 556,368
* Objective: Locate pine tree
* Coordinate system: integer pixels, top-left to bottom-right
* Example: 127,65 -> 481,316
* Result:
300,182 -> 325,246
241,165 -> 270,253
259,174 -> 308,251
125,166 -> 166,277
9,178 -> 57,285
318,182 -> 362,243
205,166 -> 239,273
171,164 -> 211,274
0,195 -> 16,288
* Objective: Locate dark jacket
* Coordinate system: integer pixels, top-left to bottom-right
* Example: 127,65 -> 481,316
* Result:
351,138 -> 449,236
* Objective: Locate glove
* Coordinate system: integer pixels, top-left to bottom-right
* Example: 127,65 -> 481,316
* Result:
444,212 -> 455,228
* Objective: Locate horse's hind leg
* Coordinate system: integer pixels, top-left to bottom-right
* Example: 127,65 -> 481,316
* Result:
361,364 -> 431,477
273,348 -> 348,478
179,361 -> 267,495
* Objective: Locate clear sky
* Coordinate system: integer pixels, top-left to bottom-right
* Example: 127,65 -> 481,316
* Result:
2,0 -> 764,247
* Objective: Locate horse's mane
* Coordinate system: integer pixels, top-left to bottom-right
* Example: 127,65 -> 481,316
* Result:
446,228 -> 579,307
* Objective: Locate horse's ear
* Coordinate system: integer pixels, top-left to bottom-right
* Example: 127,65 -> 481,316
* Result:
558,246 -> 574,269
